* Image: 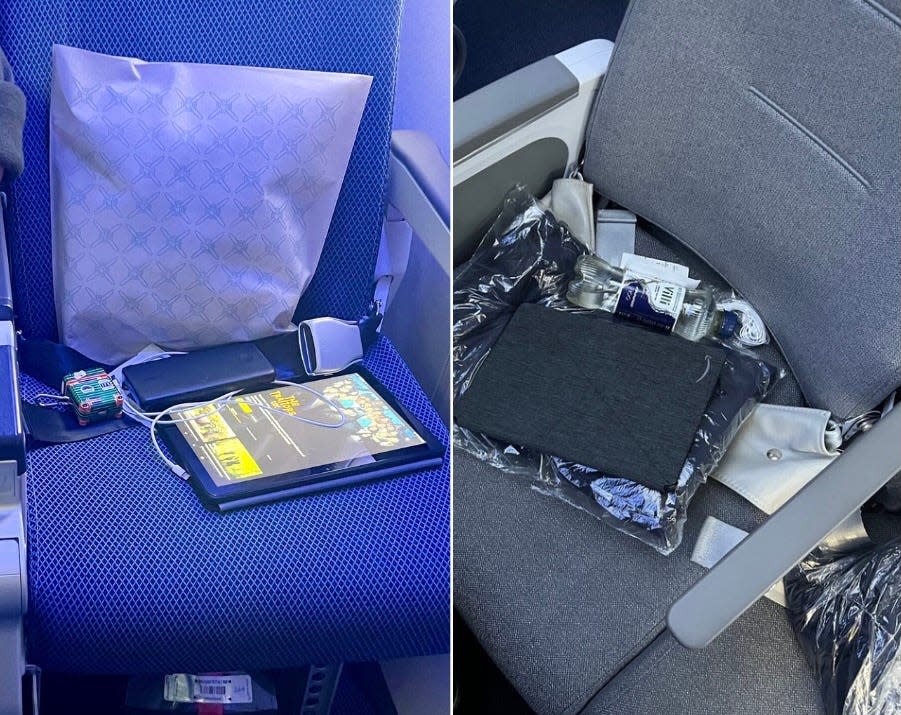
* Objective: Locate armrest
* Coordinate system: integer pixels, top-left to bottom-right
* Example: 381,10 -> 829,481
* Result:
0,195 -> 24,474
453,40 -> 614,263
454,57 -> 580,162
387,130 -> 450,269
668,406 -> 901,649
0,459 -> 27,715
383,131 -> 451,425
0,193 -> 12,321
0,191 -> 26,713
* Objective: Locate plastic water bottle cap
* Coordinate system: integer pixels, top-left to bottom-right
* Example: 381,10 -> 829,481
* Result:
719,310 -> 740,339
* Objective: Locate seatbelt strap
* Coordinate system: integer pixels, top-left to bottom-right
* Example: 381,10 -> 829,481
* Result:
692,511 -> 869,609
711,404 -> 841,513
296,304 -> 382,377
21,401 -> 134,445
18,335 -> 110,388
693,404 -> 870,603
691,517 -> 787,607
17,307 -> 383,445
17,337 -> 135,446
373,215 -> 413,314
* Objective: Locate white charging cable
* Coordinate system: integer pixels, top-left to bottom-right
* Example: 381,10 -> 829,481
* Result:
148,393 -> 240,479
143,380 -> 348,479
266,380 -> 348,428
717,297 -> 768,347
102,350 -> 352,479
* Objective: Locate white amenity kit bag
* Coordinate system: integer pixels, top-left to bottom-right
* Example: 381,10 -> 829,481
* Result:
50,44 -> 371,364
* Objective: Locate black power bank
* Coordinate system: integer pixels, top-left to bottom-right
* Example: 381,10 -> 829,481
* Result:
122,343 -> 276,412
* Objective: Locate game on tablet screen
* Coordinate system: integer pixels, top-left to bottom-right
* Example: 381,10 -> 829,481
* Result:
174,373 -> 426,486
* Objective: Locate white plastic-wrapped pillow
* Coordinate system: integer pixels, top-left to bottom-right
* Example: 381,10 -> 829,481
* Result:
50,44 -> 372,364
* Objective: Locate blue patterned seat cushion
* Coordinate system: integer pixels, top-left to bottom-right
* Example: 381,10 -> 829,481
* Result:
21,337 -> 449,673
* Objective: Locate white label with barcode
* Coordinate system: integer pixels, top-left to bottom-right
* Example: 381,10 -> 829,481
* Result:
164,673 -> 254,704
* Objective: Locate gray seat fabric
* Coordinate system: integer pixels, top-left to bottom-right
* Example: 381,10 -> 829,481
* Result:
456,1 -> 899,710
453,450 -> 822,714
452,215 -> 895,715
584,0 -> 901,419
581,600 -> 824,715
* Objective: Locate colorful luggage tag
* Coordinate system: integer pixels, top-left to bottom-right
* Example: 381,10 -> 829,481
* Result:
62,368 -> 124,425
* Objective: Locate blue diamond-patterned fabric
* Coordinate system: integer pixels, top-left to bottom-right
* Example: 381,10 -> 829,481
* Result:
22,336 -> 450,672
0,0 -> 401,340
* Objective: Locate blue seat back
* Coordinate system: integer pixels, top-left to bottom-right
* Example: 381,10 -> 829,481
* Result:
0,0 -> 403,341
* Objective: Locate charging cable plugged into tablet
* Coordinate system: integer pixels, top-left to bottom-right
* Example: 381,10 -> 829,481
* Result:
114,346 -> 350,480
108,306 -> 384,479
122,380 -> 349,480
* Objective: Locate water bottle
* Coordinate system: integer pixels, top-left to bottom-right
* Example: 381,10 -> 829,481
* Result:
567,254 -> 740,341
673,285 -> 740,341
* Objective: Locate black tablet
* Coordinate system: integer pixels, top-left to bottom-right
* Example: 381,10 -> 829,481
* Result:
160,369 -> 445,511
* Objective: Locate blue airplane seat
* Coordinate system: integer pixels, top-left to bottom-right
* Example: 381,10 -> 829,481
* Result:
1,0 -> 449,673
20,337 -> 449,672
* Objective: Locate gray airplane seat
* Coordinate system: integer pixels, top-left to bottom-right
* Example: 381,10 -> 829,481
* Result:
454,0 -> 900,712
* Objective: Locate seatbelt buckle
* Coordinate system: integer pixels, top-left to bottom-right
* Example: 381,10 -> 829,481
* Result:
297,318 -> 364,376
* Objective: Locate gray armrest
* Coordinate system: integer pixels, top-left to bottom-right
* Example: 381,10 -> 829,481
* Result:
387,130 -> 449,269
0,192 -> 27,715
384,131 -> 451,425
668,406 -> 901,649
0,459 -> 26,715
454,57 -> 579,162
0,197 -> 24,474
0,193 -> 12,321
453,40 -> 613,263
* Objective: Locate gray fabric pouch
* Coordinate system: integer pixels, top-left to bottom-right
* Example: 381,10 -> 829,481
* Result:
455,303 -> 725,489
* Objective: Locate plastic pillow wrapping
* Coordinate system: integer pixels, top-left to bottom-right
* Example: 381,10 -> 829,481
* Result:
453,186 -> 588,398
785,539 -> 901,715
50,44 -> 372,364
453,186 -> 779,553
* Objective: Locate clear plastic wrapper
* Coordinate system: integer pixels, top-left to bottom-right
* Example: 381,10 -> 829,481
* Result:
453,186 -> 588,398
453,186 -> 780,553
785,539 -> 901,715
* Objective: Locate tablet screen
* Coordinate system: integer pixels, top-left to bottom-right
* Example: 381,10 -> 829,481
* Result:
173,373 -> 426,485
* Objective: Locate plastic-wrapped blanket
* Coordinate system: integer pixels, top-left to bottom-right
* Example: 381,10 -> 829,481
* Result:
786,539 -> 901,715
453,187 -> 778,553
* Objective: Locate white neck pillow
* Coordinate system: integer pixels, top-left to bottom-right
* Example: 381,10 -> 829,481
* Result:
50,44 -> 372,364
